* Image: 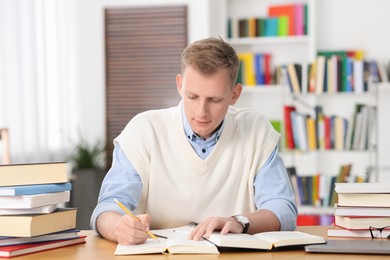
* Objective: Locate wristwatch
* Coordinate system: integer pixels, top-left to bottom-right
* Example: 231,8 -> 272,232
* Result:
233,215 -> 250,233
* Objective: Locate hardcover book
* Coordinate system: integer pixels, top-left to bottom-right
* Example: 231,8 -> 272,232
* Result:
0,191 -> 70,209
0,236 -> 86,258
0,162 -> 68,187
0,208 -> 77,237
0,182 -> 72,196
0,229 -> 79,246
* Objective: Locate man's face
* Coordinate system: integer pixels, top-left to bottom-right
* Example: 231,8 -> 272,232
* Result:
176,65 -> 242,140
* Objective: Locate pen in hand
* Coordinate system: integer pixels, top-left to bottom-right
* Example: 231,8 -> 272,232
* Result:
113,198 -> 158,240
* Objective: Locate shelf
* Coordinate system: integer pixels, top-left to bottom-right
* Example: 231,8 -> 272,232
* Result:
228,36 -> 311,46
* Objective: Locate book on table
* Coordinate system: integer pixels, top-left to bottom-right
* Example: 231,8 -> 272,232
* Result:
0,182 -> 72,196
0,229 -> 80,246
205,231 -> 326,250
327,225 -> 390,238
0,236 -> 86,258
335,182 -> 390,193
337,193 -> 390,207
334,204 -> 390,216
334,215 -> 390,230
0,191 -> 70,209
114,226 -> 326,255
0,204 -> 58,215
0,162 -> 68,187
114,238 -> 219,255
0,208 -> 77,237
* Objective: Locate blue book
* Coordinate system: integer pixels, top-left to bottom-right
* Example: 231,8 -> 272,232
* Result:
254,53 -> 264,85
264,18 -> 278,36
0,182 -> 72,196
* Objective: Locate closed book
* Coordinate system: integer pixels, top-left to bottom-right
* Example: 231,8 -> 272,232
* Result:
306,116 -> 317,150
0,208 -> 77,237
327,226 -> 390,238
283,105 -> 296,149
0,182 -> 72,196
335,215 -> 390,230
0,204 -> 58,216
0,236 -> 86,258
287,64 -> 301,93
334,205 -> 390,217
338,193 -> 390,207
0,162 -> 68,187
0,229 -> 79,247
0,191 -> 70,209
268,4 -> 295,35
238,53 -> 255,86
335,182 -> 390,194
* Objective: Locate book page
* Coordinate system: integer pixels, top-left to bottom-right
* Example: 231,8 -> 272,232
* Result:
207,233 -> 272,250
253,231 -> 325,248
114,239 -> 167,255
166,239 -> 219,254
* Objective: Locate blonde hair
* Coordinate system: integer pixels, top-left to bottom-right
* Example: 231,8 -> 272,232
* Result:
181,37 -> 240,87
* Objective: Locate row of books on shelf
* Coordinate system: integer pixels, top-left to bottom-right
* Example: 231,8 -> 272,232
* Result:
283,103 -> 375,151
237,50 -> 389,92
327,182 -> 390,238
287,164 -> 358,208
237,52 -> 273,86
0,162 -> 85,258
280,51 -> 389,94
228,3 -> 308,39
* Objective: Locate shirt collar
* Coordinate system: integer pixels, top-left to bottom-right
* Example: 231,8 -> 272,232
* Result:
181,102 -> 224,142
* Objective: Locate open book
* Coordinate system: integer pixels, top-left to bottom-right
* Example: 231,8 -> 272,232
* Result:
206,231 -> 326,250
114,226 -> 325,255
114,238 -> 219,255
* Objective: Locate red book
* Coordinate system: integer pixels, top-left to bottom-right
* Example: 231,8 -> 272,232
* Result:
263,53 -> 272,85
283,105 -> 296,149
268,4 -> 296,35
324,115 -> 331,149
0,236 -> 86,258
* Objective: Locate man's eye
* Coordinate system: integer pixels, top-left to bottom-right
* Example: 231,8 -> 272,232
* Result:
188,95 -> 197,100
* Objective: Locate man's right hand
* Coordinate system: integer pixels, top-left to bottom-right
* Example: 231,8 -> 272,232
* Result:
97,211 -> 151,245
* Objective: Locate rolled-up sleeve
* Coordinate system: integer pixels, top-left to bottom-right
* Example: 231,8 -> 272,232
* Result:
90,143 -> 142,234
253,146 -> 298,231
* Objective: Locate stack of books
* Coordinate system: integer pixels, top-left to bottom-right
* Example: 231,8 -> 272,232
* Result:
327,182 -> 390,238
0,162 -> 86,258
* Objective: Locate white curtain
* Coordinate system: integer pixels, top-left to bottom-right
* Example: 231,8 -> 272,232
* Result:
0,0 -> 77,163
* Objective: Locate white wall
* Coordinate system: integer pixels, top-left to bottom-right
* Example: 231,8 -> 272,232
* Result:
316,0 -> 390,61
72,0 -> 217,148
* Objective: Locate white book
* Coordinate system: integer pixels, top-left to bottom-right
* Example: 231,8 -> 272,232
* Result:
0,191 -> 70,209
328,227 -> 390,238
335,182 -> 390,193
334,205 -> 390,217
0,204 -> 58,215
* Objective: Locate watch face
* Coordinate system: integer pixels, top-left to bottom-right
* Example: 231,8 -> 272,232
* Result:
234,215 -> 249,225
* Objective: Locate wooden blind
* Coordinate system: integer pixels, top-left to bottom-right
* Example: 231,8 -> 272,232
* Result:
105,6 -> 187,167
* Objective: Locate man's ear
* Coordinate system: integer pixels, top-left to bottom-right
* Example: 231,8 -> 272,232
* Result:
176,74 -> 183,97
230,83 -> 242,105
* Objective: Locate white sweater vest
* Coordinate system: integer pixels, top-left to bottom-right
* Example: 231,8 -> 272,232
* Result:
116,104 -> 279,229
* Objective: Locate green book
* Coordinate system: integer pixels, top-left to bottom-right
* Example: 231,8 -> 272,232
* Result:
277,16 -> 288,36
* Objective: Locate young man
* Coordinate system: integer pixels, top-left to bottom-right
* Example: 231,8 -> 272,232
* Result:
91,37 -> 297,245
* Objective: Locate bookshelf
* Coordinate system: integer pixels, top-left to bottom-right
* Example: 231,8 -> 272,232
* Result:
221,0 -> 384,223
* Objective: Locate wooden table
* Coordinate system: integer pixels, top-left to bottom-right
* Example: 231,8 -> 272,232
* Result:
14,226 -> 390,259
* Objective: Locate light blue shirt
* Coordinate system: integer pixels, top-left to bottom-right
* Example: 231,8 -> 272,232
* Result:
91,109 -> 297,233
